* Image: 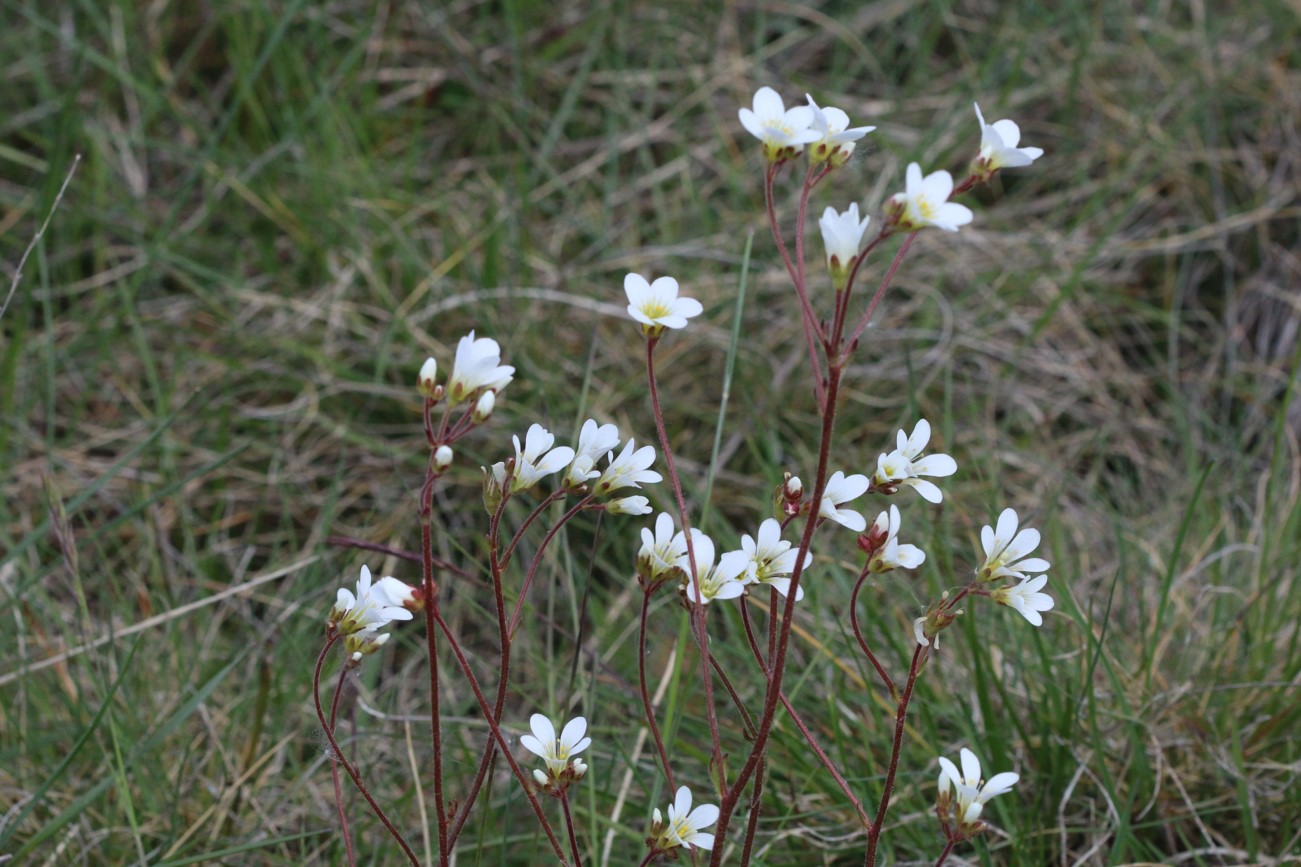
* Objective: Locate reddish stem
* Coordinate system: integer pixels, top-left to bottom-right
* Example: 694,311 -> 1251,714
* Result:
638,587 -> 677,790
849,569 -> 896,696
765,164 -> 827,410
561,793 -> 584,867
933,839 -> 957,867
863,644 -> 927,867
313,637 -> 420,866
842,233 -> 917,360
328,664 -> 357,867
508,495 -> 592,639
420,457 -> 450,866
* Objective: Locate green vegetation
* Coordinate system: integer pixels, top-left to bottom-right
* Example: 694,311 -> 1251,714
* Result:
2,0 -> 1298,864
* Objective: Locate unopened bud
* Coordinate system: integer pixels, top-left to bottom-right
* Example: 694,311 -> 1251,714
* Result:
607,495 -> 651,515
784,475 -> 803,501
473,390 -> 495,424
434,444 -> 454,472
482,463 -> 505,514
532,769 -> 548,787
344,630 -> 391,666
417,357 -> 439,399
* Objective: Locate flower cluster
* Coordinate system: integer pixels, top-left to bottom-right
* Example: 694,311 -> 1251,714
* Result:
739,87 -> 873,165
522,714 -> 591,794
980,508 -> 1054,625
648,786 -> 718,853
327,565 -> 418,663
870,419 -> 958,504
936,747 -> 1019,838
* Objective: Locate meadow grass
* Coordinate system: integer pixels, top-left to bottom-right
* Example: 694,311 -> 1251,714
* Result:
2,0 -> 1299,864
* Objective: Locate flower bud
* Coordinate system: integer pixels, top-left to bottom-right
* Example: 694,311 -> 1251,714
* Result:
482,463 -> 505,514
473,390 -> 495,424
533,769 -> 548,787
434,444 -> 454,472
344,630 -> 390,667
607,495 -> 651,515
417,357 -> 439,399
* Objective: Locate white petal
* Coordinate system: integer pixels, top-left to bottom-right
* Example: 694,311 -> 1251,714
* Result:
624,272 -> 651,304
995,508 -> 1018,543
991,118 -> 1022,148
983,772 -> 1020,797
910,479 -> 944,504
753,87 -> 783,119
529,713 -> 556,746
959,748 -> 981,784
559,716 -> 587,749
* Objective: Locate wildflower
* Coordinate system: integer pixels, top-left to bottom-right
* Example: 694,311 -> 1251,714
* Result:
991,575 -> 1054,626
433,444 -> 454,472
805,94 -> 875,166
510,424 -> 576,492
870,419 -> 957,504
977,507 -> 1050,582
972,103 -> 1043,178
819,203 -> 871,286
650,786 -> 719,852
417,357 -> 439,399
680,530 -> 749,606
886,163 -> 973,233
344,630 -> 390,665
624,273 -> 703,336
594,438 -> 662,495
573,419 -> 622,466
937,747 -> 1019,831
473,390 -> 495,424
818,471 -> 869,532
447,331 -> 514,404
637,512 -> 689,583
607,495 -> 652,515
738,86 -> 820,163
865,505 -> 925,573
328,565 -> 415,636
739,518 -> 811,600
520,714 -> 591,779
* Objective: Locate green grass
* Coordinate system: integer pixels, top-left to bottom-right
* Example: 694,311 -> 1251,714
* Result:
3,0 -> 1300,864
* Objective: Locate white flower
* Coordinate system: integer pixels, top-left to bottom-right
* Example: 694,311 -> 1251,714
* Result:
888,163 -> 973,233
624,273 -> 703,334
739,518 -> 811,600
738,86 -> 821,162
511,424 -> 576,491
473,390 -> 495,423
608,495 -> 651,515
867,505 -> 925,572
870,419 -> 958,504
594,438 -> 662,495
638,512 -> 689,582
417,357 -> 438,398
573,419 -> 621,465
819,204 -> 871,279
978,508 -> 1050,582
974,103 -> 1043,173
519,714 -> 591,778
329,565 -> 415,636
913,616 -> 931,648
447,331 -> 514,404
433,444 -> 454,472
805,94 -> 875,165
680,530 -> 749,606
818,471 -> 869,532
653,786 -> 719,852
937,747 -> 1019,827
992,574 -> 1054,626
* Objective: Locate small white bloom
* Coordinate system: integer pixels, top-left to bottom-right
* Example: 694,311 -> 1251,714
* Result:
447,331 -> 514,404
344,630 -> 390,664
638,512 -> 689,582
624,273 -> 703,334
740,518 -> 811,600
978,508 -> 1050,582
511,424 -> 576,492
938,747 -> 1019,827
654,786 -> 719,852
680,530 -> 749,606
819,204 -> 871,279
888,163 -> 973,233
913,616 -> 931,648
433,444 -> 454,472
818,471 -> 869,532
608,495 -> 652,515
974,103 -> 1043,173
519,714 -> 592,778
330,565 -> 414,635
594,438 -> 662,495
867,505 -> 925,572
573,419 -> 622,465
417,357 -> 438,398
805,94 -> 875,165
992,574 -> 1054,626
871,419 -> 958,504
473,390 -> 495,423
738,86 -> 821,162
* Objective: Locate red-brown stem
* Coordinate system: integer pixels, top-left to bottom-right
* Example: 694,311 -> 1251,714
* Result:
738,758 -> 766,866
933,839 -> 957,867
738,600 -> 871,831
561,793 -> 584,867
793,162 -> 816,307
420,457 -> 450,866
765,164 -> 827,410
431,609 -> 571,865
508,496 -> 593,639
863,644 -> 927,867
849,569 -> 896,696
708,654 -> 756,738
637,852 -> 657,867
842,233 -> 917,359
313,637 -> 420,866
326,536 -> 470,575
328,664 -> 357,867
639,587 -> 677,790
644,336 -> 725,792
500,489 -> 568,572
708,364 -> 844,867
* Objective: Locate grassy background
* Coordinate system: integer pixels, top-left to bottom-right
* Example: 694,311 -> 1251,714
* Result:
3,0 -> 1300,864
